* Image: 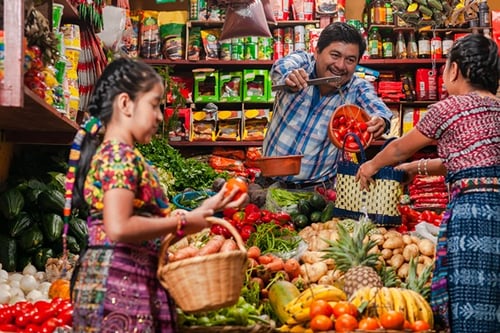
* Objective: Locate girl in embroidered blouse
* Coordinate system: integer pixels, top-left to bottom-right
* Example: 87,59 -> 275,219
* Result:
65,57 -> 247,332
356,34 -> 500,333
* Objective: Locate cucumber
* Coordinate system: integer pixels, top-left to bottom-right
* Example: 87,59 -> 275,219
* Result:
268,280 -> 300,325
0,234 -> 17,272
321,202 -> 335,222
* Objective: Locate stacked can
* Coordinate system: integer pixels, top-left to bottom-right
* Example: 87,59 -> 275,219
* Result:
245,37 -> 259,60
273,28 -> 284,60
220,39 -> 232,61
284,27 -> 294,56
258,37 -> 273,60
61,23 -> 81,121
231,38 -> 244,61
294,25 -> 305,51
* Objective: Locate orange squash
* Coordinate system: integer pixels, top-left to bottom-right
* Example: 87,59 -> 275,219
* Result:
48,278 -> 71,300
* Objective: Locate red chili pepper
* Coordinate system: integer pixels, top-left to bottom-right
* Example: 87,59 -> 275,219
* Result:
244,211 -> 261,224
240,225 -> 255,241
274,211 -> 291,224
260,210 -> 273,223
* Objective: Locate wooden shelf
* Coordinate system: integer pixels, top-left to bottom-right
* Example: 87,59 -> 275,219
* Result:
143,59 -> 275,68
169,140 -> 263,147
187,20 -> 320,28
0,88 -> 78,144
54,0 -> 80,23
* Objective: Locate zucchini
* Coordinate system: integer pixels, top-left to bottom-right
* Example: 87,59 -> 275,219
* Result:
320,202 -> 335,222
268,280 -> 301,325
0,188 -> 25,220
33,247 -> 54,271
0,234 -> 17,272
18,225 -> 44,253
68,217 -> 89,248
41,213 -> 64,243
309,192 -> 326,211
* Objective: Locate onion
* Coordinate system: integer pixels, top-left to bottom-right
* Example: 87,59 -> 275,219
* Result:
0,284 -> 11,292
0,270 -> 8,283
9,272 -> 23,282
10,287 -> 24,298
22,264 -> 37,276
0,289 -> 11,304
26,289 -> 44,302
38,281 -> 52,294
9,280 -> 20,289
34,271 -> 46,282
9,295 -> 25,304
20,275 -> 38,293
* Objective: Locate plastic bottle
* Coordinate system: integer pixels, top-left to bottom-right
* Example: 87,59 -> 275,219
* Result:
479,0 -> 490,27
418,31 -> 431,59
395,31 -> 407,59
368,27 -> 382,58
407,31 -> 418,59
361,28 -> 371,60
373,0 -> 385,25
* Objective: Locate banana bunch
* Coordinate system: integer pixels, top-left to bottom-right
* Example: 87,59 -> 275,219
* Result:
446,0 -> 481,27
282,284 -> 346,327
392,0 -> 453,27
349,286 -> 434,327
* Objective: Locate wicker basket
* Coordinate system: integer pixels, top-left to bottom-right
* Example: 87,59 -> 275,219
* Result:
157,217 -> 248,313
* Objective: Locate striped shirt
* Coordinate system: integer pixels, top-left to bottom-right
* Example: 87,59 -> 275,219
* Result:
263,51 -> 393,184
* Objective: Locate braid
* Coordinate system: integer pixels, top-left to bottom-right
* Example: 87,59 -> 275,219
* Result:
449,34 -> 499,94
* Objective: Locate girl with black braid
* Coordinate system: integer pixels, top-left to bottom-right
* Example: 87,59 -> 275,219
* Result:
65,57 -> 247,332
356,33 -> 500,333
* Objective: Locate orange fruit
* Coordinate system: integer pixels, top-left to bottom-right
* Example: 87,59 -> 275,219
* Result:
225,177 -> 248,200
310,314 -> 334,331
334,313 -> 358,332
412,320 -> 431,332
358,317 -> 381,330
309,299 -> 333,318
332,301 -> 358,318
380,310 -> 405,330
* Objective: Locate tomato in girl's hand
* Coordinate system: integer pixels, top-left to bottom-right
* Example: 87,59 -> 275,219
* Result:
225,177 -> 248,200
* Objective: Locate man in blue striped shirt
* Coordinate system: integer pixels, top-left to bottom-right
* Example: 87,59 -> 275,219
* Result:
263,22 -> 392,190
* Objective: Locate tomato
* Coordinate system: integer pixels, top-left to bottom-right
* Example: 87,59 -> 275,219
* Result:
334,313 -> 358,332
58,308 -> 74,326
380,310 -> 405,329
15,313 -> 31,328
412,319 -> 431,331
338,115 -> 346,125
332,301 -> 358,318
239,224 -> 254,241
0,307 -> 13,325
404,320 -> 413,329
309,300 -> 333,318
40,317 -> 62,333
358,121 -> 368,131
310,314 -> 334,331
25,323 -> 42,333
0,323 -> 18,332
225,177 -> 248,201
358,317 -> 380,330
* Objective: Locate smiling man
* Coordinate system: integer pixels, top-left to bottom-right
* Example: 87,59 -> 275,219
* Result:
263,22 -> 392,190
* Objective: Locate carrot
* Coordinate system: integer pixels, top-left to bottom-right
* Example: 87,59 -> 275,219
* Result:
198,235 -> 226,256
247,257 -> 259,269
220,238 -> 238,252
247,246 -> 261,260
283,258 -> 301,279
170,245 -> 199,262
258,254 -> 274,265
265,256 -> 284,272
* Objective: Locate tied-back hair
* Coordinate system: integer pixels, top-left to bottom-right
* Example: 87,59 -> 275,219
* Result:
71,57 -> 162,209
316,22 -> 366,61
448,33 -> 500,95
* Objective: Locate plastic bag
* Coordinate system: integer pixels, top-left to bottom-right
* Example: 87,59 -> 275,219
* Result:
220,0 -> 272,40
412,222 -> 440,244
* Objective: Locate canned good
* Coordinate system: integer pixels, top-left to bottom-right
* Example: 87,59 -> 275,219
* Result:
294,42 -> 306,51
273,41 -> 284,60
284,27 -> 294,44
61,24 -> 81,49
294,25 -> 305,43
284,42 -> 294,56
231,38 -> 244,60
220,39 -> 232,60
273,28 -> 284,42
245,42 -> 258,60
258,37 -> 273,60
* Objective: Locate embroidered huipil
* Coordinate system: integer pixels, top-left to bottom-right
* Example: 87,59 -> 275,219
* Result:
263,51 -> 393,184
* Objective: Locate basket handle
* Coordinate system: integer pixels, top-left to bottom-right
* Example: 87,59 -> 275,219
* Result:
340,132 -> 367,163
158,216 -> 247,267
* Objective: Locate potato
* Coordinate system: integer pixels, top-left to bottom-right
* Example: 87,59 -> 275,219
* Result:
403,244 -> 420,262
393,247 -> 403,255
418,239 -> 436,257
398,263 -> 410,279
384,230 -> 402,239
402,234 -> 413,245
381,248 -> 393,260
383,236 -> 404,249
389,253 -> 405,270
370,234 -> 385,246
420,255 -> 434,266
300,262 -> 328,283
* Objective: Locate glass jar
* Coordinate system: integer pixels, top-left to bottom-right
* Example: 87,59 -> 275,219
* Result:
418,32 -> 431,59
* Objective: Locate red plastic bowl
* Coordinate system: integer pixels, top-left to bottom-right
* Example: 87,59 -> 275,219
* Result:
328,104 -> 373,153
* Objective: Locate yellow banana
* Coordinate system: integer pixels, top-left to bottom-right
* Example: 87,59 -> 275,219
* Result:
289,324 -> 308,333
410,290 -> 434,328
400,288 -> 418,324
378,287 -> 394,317
348,286 -> 370,308
285,284 -> 346,315
389,287 -> 406,318
279,324 -> 292,332
286,307 -> 310,324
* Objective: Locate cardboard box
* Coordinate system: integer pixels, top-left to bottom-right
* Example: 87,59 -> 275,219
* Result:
243,69 -> 268,102
190,110 -> 216,141
243,109 -> 270,141
402,107 -> 428,134
193,70 -> 219,103
217,110 -> 242,141
219,71 -> 242,102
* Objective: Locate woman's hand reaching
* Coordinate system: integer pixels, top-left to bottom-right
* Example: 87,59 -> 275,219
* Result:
355,161 -> 379,191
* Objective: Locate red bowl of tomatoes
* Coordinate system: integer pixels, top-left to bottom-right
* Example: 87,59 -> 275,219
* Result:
328,104 -> 373,153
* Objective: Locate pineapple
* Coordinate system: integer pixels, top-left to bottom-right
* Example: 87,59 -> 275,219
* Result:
401,257 -> 433,301
323,219 -> 383,297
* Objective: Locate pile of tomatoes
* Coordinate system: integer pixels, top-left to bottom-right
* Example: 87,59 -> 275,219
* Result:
307,300 -> 431,332
330,114 -> 372,152
0,298 -> 72,332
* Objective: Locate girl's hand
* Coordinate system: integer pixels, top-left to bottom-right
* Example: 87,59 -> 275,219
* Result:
200,184 -> 248,212
395,161 -> 417,185
355,161 -> 378,191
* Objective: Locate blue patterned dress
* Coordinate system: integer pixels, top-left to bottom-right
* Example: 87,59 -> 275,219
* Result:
417,93 -> 500,333
71,140 -> 177,333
